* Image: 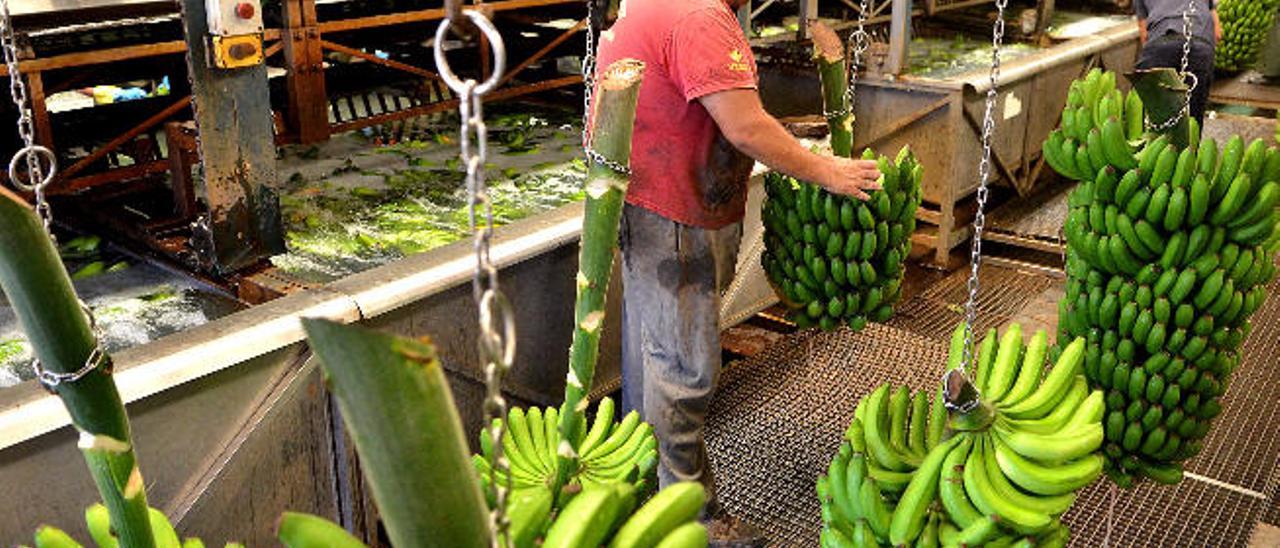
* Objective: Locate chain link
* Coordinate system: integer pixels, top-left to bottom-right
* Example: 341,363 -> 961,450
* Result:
1146,0 -> 1199,132
954,0 -> 1008,380
0,0 -> 58,241
580,0 -> 630,175
434,9 -> 516,546
2,0 -> 109,389
822,0 -> 870,121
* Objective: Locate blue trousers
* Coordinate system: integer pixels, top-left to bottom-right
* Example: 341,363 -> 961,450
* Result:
619,203 -> 742,507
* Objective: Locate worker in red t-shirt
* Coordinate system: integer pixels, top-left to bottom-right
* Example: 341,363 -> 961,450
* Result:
596,0 -> 881,542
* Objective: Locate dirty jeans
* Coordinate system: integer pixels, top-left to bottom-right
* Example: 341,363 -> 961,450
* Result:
619,203 -> 741,510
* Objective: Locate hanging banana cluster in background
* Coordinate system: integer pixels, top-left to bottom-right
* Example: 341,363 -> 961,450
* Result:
1044,68 -> 1280,487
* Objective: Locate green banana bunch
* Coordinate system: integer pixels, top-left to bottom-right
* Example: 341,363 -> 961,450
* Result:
502,481 -> 707,548
817,323 -> 1101,546
1216,0 -> 1280,72
32,503 -> 249,548
473,397 -> 658,500
473,396 -> 660,501
1048,68 -> 1280,487
761,146 -> 923,332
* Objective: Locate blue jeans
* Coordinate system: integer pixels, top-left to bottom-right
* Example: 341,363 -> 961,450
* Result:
619,203 -> 741,507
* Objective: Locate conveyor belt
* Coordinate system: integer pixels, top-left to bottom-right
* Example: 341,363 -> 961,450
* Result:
706,255 -> 1280,546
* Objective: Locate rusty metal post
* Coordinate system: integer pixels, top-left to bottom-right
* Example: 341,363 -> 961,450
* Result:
886,0 -> 910,75
797,0 -> 817,40
177,0 -> 286,274
282,0 -> 329,143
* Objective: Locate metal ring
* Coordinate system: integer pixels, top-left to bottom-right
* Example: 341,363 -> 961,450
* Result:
477,288 -> 517,368
433,10 -> 507,96
7,145 -> 56,192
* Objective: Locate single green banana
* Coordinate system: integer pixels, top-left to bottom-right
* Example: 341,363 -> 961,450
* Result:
974,329 -> 1000,390
993,437 -> 1103,496
277,512 -> 367,548
927,387 -> 947,450
962,438 -> 1053,534
908,391 -> 929,457
655,522 -> 708,548
543,486 -> 623,548
980,439 -> 1077,516
889,436 -> 962,546
34,526 -> 83,548
859,478 -> 893,541
889,386 -> 912,454
579,397 -> 617,457
994,422 -> 1103,463
938,437 -> 983,529
986,324 -> 1025,401
863,385 -> 917,471
998,376 -> 1088,435
1001,338 -> 1085,419
584,411 -> 641,461
608,482 -> 706,548
1000,329 -> 1049,407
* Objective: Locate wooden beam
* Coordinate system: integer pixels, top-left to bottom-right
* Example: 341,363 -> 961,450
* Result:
318,0 -> 579,34
0,41 -> 186,76
886,0 -> 911,76
497,19 -> 585,87
51,160 -> 171,196
284,0 -> 330,144
26,71 -> 54,151
320,39 -> 440,79
57,96 -> 191,182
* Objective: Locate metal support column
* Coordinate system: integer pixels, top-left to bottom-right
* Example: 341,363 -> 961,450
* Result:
178,0 -> 287,274
283,0 -> 329,144
886,0 -> 911,75
738,1 -> 752,34
797,0 -> 817,40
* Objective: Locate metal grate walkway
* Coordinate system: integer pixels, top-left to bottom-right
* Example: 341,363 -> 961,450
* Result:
705,256 -> 1280,546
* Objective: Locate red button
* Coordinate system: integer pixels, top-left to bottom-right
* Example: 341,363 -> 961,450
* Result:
235,2 -> 255,19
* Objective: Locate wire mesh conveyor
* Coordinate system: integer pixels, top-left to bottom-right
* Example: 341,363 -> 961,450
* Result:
706,256 -> 1280,547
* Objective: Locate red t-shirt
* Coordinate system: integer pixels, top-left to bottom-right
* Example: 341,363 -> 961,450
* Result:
595,0 -> 759,229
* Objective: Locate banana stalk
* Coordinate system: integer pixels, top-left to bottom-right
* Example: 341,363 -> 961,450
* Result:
558,59 -> 645,464
943,369 -> 995,432
1127,68 -> 1193,148
809,20 -> 853,158
302,319 -> 489,548
0,188 -> 155,547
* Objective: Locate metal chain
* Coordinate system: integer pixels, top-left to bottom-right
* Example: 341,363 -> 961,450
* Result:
0,0 -> 57,239
823,0 -> 870,121
1,0 -> 108,391
954,0 -> 1008,382
580,0 -> 630,175
1146,0 -> 1199,132
434,9 -> 516,546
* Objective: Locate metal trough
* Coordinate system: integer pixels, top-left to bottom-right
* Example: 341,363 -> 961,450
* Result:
758,19 -> 1140,264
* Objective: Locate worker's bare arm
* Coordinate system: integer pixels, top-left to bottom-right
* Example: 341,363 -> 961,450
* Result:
699,88 -> 882,200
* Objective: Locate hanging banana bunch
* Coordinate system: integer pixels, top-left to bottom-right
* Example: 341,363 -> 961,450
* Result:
473,398 -> 659,500
817,323 -> 1100,547
760,22 -> 922,332
1215,0 -> 1280,72
1044,67 -> 1280,487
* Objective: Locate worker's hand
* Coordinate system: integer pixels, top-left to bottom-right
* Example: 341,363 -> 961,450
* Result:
817,157 -> 882,201
1215,17 -> 1223,42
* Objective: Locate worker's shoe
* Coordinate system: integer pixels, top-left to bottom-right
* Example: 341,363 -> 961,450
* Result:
704,511 -> 767,548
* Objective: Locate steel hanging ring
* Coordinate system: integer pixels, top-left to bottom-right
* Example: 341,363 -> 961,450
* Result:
433,10 -> 507,96
7,145 -> 56,192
